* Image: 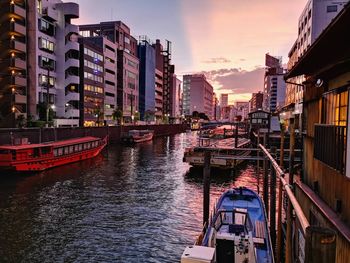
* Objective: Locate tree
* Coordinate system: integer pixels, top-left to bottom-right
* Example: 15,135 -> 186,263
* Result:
134,111 -> 140,123
112,108 -> 123,125
16,114 -> 26,128
198,112 -> 209,121
144,110 -> 154,124
94,106 -> 104,126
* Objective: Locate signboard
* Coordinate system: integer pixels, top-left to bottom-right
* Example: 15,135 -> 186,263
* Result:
259,128 -> 269,133
251,112 -> 269,119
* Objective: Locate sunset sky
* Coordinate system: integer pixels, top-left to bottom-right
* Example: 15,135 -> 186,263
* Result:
72,0 -> 307,103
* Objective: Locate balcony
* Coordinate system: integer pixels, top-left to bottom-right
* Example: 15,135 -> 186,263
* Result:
65,108 -> 80,118
11,4 -> 26,19
65,24 -> 79,35
56,2 -> 79,19
105,72 -> 115,83
104,59 -> 115,71
314,124 -> 346,174
11,58 -> 26,70
11,22 -> 26,36
65,41 -> 79,53
65,92 -> 79,103
64,75 -> 79,87
14,76 -> 26,86
15,94 -> 26,104
155,94 -> 162,101
12,40 -> 26,52
65,58 -> 79,69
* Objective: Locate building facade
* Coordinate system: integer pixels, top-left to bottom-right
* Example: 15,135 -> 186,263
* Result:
0,0 -> 81,127
78,38 -> 104,126
182,74 -> 214,119
138,37 -> 156,121
286,3 -> 350,261
264,54 -> 286,112
220,94 -> 228,107
79,21 -> 140,123
249,92 -> 265,112
169,73 -> 182,120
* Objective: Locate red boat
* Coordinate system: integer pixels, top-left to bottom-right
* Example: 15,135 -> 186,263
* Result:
0,136 -> 108,172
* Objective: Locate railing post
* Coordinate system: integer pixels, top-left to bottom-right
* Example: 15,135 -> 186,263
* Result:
270,147 -> 277,253
276,125 -> 285,263
203,151 -> 211,225
286,118 -> 295,263
263,132 -> 269,215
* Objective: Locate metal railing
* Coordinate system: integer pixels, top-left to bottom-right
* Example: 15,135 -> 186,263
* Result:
314,124 -> 346,174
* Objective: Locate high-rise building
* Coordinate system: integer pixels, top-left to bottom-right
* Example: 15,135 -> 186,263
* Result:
78,38 -> 104,126
220,94 -> 228,107
297,0 -> 348,58
152,39 -> 174,117
250,92 -> 265,112
264,54 -> 286,112
79,21 -> 140,123
138,37 -> 156,121
0,0 -> 81,127
169,73 -> 182,119
182,74 -> 214,119
152,40 -> 164,121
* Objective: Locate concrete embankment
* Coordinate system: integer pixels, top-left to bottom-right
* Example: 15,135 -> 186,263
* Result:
0,124 -> 189,145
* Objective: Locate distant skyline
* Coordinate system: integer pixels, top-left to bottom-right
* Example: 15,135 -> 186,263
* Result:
72,0 -> 307,102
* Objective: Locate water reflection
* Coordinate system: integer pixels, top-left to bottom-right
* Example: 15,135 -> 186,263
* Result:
0,131 -> 259,262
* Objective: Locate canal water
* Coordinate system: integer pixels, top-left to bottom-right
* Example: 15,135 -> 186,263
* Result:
0,131 -> 259,263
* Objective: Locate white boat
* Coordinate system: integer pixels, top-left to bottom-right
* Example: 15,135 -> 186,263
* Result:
122,130 -> 154,143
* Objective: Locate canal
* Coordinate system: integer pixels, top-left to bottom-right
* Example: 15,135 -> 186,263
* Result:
0,131 -> 259,262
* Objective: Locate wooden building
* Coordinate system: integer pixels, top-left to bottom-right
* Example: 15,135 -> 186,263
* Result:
286,3 -> 350,262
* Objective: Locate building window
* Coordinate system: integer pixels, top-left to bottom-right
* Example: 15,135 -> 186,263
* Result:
39,38 -> 55,52
84,48 -> 103,61
327,5 -> 338,13
322,88 -> 348,126
39,19 -> 55,36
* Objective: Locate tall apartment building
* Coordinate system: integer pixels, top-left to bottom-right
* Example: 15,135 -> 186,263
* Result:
153,40 -> 164,120
264,54 -> 286,112
79,21 -> 139,123
284,0 -> 347,130
249,92 -> 265,112
0,0 -> 81,127
169,73 -> 182,119
138,37 -> 156,121
297,0 -> 348,58
80,36 -> 118,125
78,38 -> 104,126
220,94 -> 228,107
182,74 -> 214,119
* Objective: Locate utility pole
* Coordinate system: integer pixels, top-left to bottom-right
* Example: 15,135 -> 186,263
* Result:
45,66 -> 51,128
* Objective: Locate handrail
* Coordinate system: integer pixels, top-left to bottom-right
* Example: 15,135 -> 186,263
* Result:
259,143 -> 310,233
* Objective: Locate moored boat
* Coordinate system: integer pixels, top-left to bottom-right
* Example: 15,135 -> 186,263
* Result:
0,136 -> 108,172
182,187 -> 274,263
122,130 -> 154,143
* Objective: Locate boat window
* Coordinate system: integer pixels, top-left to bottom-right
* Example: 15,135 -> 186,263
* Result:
33,148 -> 40,157
74,145 -> 79,152
41,147 -> 51,155
69,146 -> 74,154
64,147 -> 69,155
78,144 -> 82,151
12,150 -> 17,160
0,150 -> 9,154
57,148 -> 63,156
53,149 -> 58,157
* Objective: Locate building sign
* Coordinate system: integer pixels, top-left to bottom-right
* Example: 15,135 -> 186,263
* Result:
265,53 -> 281,68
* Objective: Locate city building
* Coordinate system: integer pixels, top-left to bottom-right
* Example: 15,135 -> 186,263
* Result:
152,40 -> 164,121
169,73 -> 182,120
80,36 -> 118,125
282,0 -> 347,131
138,37 -> 155,121
249,92 -> 265,112
79,21 -> 140,123
0,0 -> 81,127
297,0 -> 348,59
235,101 -> 249,120
286,3 -> 350,260
220,93 -> 228,107
213,93 -> 219,120
78,38 -> 104,126
264,54 -> 286,112
182,74 -> 214,119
